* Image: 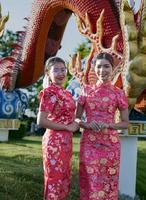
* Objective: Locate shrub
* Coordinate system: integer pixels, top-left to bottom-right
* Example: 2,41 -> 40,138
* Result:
118,193 -> 140,200
9,122 -> 27,140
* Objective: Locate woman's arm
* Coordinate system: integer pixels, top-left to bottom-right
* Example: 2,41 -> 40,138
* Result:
108,108 -> 129,130
75,103 -> 100,130
75,103 -> 88,129
88,108 -> 129,131
37,111 -> 78,132
37,111 -> 67,130
75,103 -> 84,120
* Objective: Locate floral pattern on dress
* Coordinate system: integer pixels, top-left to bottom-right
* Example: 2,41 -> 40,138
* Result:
78,82 -> 128,200
39,83 -> 76,200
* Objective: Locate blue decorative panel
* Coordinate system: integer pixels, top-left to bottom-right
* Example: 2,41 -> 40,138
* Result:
0,89 -> 28,119
67,77 -> 81,101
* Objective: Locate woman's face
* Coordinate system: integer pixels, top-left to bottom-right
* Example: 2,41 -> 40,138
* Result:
49,62 -> 67,86
95,58 -> 113,83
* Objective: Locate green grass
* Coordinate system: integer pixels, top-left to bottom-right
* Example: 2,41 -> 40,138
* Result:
0,135 -> 146,200
0,137 -> 43,200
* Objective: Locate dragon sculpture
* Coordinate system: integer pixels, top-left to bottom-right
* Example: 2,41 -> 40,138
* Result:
0,5 -> 28,119
0,0 -> 146,112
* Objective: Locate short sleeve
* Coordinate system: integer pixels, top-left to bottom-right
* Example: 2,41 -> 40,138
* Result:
39,88 -> 57,113
117,89 -> 128,110
78,86 -> 86,106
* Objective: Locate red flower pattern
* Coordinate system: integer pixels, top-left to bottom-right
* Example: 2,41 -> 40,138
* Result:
39,83 -> 76,200
78,82 -> 128,200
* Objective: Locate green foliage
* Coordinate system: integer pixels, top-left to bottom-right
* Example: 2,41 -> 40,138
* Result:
0,30 -> 18,57
26,76 -> 43,115
9,122 -> 27,140
75,39 -> 91,59
64,68 -> 72,88
118,194 -> 140,200
65,39 -> 91,88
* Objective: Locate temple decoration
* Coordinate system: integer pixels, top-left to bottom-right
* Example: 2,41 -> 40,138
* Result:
0,5 -> 28,121
0,4 -> 9,38
0,89 -> 28,119
0,0 -> 146,114
69,0 -> 146,113
123,0 -> 146,110
69,10 -> 125,87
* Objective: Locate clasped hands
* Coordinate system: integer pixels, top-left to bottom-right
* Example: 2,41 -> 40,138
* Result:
65,120 -> 110,132
84,120 -> 109,132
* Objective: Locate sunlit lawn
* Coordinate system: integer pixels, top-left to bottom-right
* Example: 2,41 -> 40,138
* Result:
0,134 -> 80,200
0,135 -> 146,200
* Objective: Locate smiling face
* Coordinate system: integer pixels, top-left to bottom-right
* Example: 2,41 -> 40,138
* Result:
95,58 -> 113,83
48,61 -> 67,86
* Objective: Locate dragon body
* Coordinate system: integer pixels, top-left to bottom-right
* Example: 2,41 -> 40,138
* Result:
0,0 -> 146,111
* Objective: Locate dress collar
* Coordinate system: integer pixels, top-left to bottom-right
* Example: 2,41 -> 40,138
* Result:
95,81 -> 112,88
51,83 -> 64,90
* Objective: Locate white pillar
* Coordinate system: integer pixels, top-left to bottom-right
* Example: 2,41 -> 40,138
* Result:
119,135 -> 138,198
0,129 -> 9,142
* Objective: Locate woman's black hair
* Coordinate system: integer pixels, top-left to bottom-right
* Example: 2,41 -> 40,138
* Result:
96,52 -> 114,67
45,57 -> 66,72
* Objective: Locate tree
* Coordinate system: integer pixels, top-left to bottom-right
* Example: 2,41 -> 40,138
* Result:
26,76 -> 43,116
0,29 -> 19,57
75,39 -> 91,58
66,38 -> 91,86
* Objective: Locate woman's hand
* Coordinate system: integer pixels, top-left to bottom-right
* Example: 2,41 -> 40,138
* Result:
81,120 -> 101,131
75,119 -> 109,132
85,121 -> 109,131
97,122 -> 109,129
65,122 -> 79,132
88,120 -> 101,131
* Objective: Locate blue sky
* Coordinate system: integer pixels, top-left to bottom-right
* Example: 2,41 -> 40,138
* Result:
0,0 -> 85,61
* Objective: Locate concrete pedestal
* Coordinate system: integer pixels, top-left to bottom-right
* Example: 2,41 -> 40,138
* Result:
119,135 -> 138,198
0,119 -> 20,142
0,129 -> 9,142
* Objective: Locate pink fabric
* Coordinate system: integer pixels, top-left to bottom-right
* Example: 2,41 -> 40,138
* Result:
78,82 -> 128,200
39,83 -> 76,200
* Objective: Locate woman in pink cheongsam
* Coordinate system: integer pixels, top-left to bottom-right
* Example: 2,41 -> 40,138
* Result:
75,53 -> 129,200
37,57 -> 79,200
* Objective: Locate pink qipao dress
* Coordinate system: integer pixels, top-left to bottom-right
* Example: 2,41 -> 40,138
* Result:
39,83 -> 76,200
78,82 -> 128,200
